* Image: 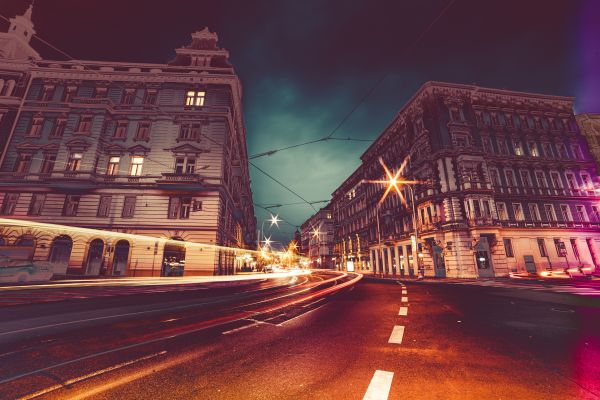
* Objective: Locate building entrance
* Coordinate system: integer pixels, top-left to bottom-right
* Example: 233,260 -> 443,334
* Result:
475,237 -> 494,278
161,239 -> 186,276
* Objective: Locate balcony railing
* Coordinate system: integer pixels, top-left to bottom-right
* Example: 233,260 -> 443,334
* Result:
157,173 -> 203,183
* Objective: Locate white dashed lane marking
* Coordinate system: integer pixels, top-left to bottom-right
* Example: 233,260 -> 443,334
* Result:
398,306 -> 408,316
388,325 -> 405,344
363,370 -> 394,400
402,289 -> 407,295
401,296 -> 408,302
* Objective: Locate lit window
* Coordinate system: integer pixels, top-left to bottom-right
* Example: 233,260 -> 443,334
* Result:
513,140 -> 523,156
185,90 -> 205,107
528,141 -> 538,157
496,202 -> 507,220
129,156 -> 144,176
106,156 -> 120,175
512,203 -> 524,221
66,153 -> 82,171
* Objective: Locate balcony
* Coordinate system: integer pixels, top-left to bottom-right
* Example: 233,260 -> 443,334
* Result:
71,97 -> 115,110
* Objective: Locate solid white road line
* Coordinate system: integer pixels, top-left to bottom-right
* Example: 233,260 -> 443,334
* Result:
401,296 -> 408,302
398,307 -> 408,316
363,370 -> 394,400
17,351 -> 166,400
388,325 -> 405,344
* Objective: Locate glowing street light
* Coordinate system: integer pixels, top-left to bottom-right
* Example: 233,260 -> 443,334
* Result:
269,214 -> 280,227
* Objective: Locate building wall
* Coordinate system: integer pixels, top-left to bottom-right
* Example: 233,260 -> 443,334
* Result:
0,20 -> 256,277
331,81 -> 600,278
300,206 -> 334,268
577,114 -> 600,174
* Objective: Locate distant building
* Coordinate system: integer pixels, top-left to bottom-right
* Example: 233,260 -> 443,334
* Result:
300,205 -> 334,269
0,5 -> 256,277
576,114 -> 600,174
330,81 -> 600,278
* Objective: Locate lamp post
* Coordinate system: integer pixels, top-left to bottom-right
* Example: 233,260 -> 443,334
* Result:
259,214 -> 280,249
406,184 -> 421,278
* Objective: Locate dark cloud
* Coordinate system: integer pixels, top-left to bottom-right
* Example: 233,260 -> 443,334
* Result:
1,0 -> 589,244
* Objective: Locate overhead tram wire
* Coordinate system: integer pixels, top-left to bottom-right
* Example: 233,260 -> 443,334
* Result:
247,0 -> 458,160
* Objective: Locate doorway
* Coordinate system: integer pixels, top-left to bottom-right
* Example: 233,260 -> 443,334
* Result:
85,239 -> 105,275
161,238 -> 186,276
49,235 -> 73,273
112,240 -> 130,275
475,237 -> 494,278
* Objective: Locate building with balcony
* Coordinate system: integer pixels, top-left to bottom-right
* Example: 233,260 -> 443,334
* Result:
576,114 -> 600,174
330,81 -> 600,278
0,5 -> 256,276
300,205 -> 334,269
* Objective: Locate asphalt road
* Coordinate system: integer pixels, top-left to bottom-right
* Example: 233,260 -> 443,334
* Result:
0,273 -> 598,399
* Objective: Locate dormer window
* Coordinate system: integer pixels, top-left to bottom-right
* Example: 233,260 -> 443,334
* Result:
185,90 -> 205,107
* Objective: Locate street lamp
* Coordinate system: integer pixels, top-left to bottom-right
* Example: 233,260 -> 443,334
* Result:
259,214 -> 280,248
364,156 -> 421,277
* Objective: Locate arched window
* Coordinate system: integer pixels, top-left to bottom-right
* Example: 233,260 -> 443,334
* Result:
16,235 -> 35,247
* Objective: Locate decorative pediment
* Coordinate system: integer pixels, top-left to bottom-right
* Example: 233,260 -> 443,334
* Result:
15,142 -> 40,153
165,143 -> 207,154
42,142 -> 60,152
102,142 -> 127,155
128,144 -> 151,155
64,138 -> 91,150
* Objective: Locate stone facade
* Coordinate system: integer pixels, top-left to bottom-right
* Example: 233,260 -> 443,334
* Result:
300,205 -> 334,269
0,6 -> 256,277
576,114 -> 600,175
331,81 -> 600,278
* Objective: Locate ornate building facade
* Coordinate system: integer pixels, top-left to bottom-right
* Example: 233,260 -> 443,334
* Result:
0,6 -> 256,276
576,114 -> 600,174
332,81 -> 600,278
300,205 -> 334,269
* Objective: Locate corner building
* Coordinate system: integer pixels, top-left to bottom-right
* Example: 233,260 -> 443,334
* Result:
332,81 -> 600,278
0,6 -> 256,276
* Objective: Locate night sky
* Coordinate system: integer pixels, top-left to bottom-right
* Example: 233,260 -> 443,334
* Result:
1,0 -> 598,246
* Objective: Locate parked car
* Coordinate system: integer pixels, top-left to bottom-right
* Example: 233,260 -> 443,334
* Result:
0,253 -> 53,283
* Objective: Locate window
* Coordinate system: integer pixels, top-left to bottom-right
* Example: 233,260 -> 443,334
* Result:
512,203 -> 524,221
113,121 -> 128,138
496,202 -> 508,220
40,85 -> 55,101
565,173 -> 577,190
62,195 -> 80,216
168,197 -> 192,219
63,86 -> 76,103
185,90 -> 205,107
556,143 -> 568,158
76,115 -> 92,133
129,156 -> 144,176
528,141 -> 539,157
554,239 -> 565,257
580,174 -> 591,190
591,206 -> 600,221
122,89 -> 135,104
14,154 -> 32,173
481,137 -> 492,153
513,140 -> 523,156
178,123 -> 201,140
544,204 -> 557,222
537,238 -> 548,257
529,204 -> 541,221
28,194 -> 45,216
503,238 -> 514,258
559,204 -> 572,222
106,156 -> 120,175
535,171 -> 547,188
520,170 -> 531,188
505,170 -> 516,187
489,169 -> 500,187
454,134 -> 468,148
51,118 -> 66,138
40,153 -> 56,173
97,195 -> 112,217
0,193 -> 19,215
144,89 -> 157,105
94,87 -> 107,98
122,196 -> 136,218
570,239 -> 580,260
28,117 -> 44,137
136,122 -> 151,140
550,172 -> 562,189
66,153 -> 82,171
542,143 -> 553,158
575,205 -> 588,222
571,144 -> 583,160
497,138 -> 507,154
483,201 -> 491,218
174,156 -> 196,174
